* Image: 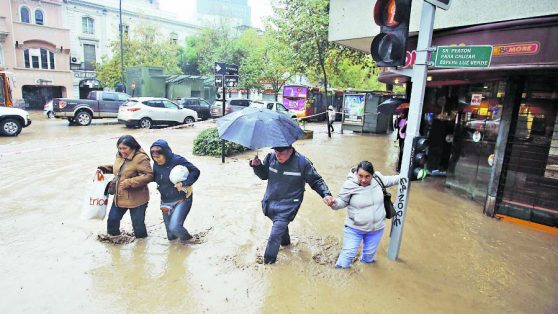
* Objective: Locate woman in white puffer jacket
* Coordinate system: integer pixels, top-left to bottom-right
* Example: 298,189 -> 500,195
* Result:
331,161 -> 399,268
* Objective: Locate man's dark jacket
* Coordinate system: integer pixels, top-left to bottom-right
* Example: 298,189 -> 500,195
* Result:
252,150 -> 331,221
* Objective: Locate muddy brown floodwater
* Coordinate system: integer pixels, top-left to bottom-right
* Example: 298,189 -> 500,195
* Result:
1,112 -> 557,313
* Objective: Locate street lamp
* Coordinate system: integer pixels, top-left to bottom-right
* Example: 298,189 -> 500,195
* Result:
119,0 -> 125,89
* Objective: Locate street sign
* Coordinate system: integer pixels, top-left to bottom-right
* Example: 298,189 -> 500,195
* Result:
224,75 -> 239,87
215,75 -> 223,88
433,45 -> 493,68
215,62 -> 239,75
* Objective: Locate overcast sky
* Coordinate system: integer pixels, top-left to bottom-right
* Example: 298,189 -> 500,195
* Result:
158,0 -> 273,29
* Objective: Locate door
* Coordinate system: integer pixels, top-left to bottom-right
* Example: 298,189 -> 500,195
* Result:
162,100 -> 182,123
144,100 -> 166,122
100,92 -> 120,117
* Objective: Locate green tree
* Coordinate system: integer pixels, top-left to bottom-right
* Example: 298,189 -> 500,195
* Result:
272,0 -> 385,94
96,24 -> 181,88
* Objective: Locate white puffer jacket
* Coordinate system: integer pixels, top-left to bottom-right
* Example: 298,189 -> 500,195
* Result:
332,170 -> 399,232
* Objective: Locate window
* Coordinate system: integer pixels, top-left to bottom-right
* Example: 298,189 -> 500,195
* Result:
24,49 -> 30,68
200,100 -> 211,108
49,51 -> 55,69
20,7 -> 30,23
117,93 -> 129,101
102,92 -> 117,101
266,103 -> 274,110
83,44 -> 96,71
277,104 -> 288,113
163,100 -> 179,109
23,48 -> 55,69
170,32 -> 178,44
146,101 -> 164,108
40,49 -> 48,68
231,99 -> 250,107
82,17 -> 94,34
34,9 -> 44,25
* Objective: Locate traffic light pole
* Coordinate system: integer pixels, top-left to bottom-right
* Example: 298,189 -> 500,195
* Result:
387,1 -> 436,260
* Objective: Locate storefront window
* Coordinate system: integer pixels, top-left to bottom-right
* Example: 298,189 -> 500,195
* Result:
443,81 -> 505,202
498,75 -> 558,226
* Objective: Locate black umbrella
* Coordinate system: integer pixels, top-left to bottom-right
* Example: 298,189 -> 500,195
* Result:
377,98 -> 405,115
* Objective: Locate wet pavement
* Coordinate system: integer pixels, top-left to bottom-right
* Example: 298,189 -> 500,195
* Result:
1,111 -> 557,313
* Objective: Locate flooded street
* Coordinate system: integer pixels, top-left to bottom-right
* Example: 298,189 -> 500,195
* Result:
1,112 -> 557,313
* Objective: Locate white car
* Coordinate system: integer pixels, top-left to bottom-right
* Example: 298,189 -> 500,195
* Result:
118,97 -> 198,129
43,100 -> 54,118
0,106 -> 32,136
250,101 -> 297,119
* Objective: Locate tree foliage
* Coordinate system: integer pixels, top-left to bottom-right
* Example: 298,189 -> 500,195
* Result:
96,24 -> 181,88
271,0 -> 385,93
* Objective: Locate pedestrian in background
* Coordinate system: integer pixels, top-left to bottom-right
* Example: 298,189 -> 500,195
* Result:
250,145 -> 334,264
98,135 -> 153,238
327,105 -> 336,133
330,161 -> 399,268
395,110 -> 408,172
150,139 -> 200,242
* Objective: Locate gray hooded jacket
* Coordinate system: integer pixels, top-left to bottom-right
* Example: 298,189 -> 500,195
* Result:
332,170 -> 399,232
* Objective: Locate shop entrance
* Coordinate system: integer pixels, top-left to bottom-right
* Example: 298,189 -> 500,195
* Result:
79,79 -> 102,99
22,85 -> 63,110
496,76 -> 558,227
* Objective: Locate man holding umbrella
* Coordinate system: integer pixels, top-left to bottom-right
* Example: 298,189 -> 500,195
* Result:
250,146 -> 334,264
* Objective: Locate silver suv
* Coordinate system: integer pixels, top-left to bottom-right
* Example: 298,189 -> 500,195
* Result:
210,98 -> 252,118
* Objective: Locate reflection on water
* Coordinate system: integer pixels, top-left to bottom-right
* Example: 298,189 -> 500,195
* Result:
0,116 -> 556,313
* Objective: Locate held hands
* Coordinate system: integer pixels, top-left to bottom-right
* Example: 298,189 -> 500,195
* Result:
323,195 -> 335,207
249,155 -> 262,167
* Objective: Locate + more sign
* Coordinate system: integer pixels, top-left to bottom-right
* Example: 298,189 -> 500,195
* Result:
433,45 -> 493,68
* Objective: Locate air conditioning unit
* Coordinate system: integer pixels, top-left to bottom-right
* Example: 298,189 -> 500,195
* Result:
70,56 -> 80,64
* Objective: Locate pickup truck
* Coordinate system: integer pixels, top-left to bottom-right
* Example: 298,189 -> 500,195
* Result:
53,91 -> 130,126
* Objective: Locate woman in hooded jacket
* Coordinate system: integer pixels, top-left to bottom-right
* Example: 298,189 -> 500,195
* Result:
330,161 -> 399,268
150,139 -> 200,242
98,135 -> 153,238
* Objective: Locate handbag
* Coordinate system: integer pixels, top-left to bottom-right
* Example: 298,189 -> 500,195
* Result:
374,175 -> 396,219
106,160 -> 128,195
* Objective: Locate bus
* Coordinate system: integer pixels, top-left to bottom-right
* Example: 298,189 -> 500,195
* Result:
282,85 -> 309,118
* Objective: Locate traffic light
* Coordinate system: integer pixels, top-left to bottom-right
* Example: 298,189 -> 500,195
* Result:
409,136 -> 428,180
370,0 -> 412,67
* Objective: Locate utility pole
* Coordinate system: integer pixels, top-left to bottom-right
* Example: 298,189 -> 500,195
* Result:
119,0 -> 125,87
388,1 -> 437,260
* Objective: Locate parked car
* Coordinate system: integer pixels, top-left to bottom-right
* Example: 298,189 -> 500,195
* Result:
53,91 -> 131,126
43,100 -> 54,118
0,106 -> 32,136
177,97 -> 212,120
118,97 -> 198,129
250,101 -> 297,119
210,98 -> 253,118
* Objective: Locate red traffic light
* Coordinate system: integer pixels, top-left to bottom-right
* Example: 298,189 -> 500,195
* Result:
373,0 -> 411,27
371,0 -> 412,67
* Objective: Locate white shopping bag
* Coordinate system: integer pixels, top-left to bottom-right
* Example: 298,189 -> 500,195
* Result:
80,169 -> 110,220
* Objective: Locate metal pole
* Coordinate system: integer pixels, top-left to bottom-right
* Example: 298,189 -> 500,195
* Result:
388,1 -> 436,260
119,0 -> 125,87
221,85 -> 226,163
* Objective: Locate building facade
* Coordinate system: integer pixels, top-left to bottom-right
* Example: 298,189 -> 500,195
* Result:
329,1 -> 558,227
63,0 -> 199,98
0,0 -> 73,109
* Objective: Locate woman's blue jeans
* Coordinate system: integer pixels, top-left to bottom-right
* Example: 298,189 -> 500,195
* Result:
107,202 -> 148,238
162,197 -> 193,241
336,226 -> 384,268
